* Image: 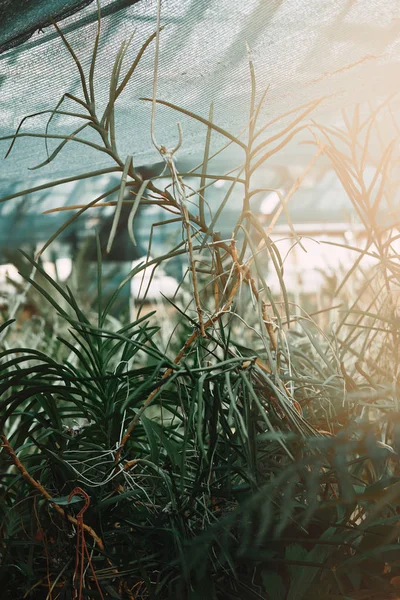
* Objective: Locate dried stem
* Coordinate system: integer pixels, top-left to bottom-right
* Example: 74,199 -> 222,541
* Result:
1,435 -> 105,552
116,261 -> 242,457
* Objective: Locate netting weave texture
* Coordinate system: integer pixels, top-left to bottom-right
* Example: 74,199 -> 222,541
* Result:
1,0 -> 400,183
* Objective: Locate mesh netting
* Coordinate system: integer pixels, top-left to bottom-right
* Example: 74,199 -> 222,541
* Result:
1,0 -> 400,184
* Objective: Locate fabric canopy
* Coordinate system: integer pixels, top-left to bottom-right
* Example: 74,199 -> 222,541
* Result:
1,0 -> 400,186
0,0 -> 95,53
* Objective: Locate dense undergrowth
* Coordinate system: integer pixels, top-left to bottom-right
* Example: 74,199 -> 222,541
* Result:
1,1 -> 400,598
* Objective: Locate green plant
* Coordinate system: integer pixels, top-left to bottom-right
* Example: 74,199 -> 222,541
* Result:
1,258 -> 400,599
1,1 -> 400,599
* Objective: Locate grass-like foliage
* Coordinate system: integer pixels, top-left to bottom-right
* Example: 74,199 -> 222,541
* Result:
1,1 -> 400,598
1,255 -> 399,599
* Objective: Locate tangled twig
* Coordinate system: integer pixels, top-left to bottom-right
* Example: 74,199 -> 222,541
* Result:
0,435 -> 105,552
68,487 -> 104,600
